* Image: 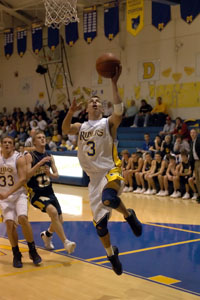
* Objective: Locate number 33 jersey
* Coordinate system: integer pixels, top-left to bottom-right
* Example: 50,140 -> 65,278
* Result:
0,151 -> 25,196
78,118 -> 121,177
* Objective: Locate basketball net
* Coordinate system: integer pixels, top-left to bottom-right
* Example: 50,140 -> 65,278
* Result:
43,0 -> 79,29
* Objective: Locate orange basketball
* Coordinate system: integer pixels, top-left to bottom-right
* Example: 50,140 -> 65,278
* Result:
96,53 -> 120,78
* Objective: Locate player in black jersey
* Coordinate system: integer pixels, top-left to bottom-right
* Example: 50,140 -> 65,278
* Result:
135,152 -> 152,193
25,130 -> 76,254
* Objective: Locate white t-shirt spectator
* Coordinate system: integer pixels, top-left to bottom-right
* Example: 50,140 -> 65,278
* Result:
38,119 -> 47,131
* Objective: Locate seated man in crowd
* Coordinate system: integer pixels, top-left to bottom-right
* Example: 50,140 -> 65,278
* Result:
170,150 -> 192,199
134,152 -> 152,194
173,134 -> 190,154
172,117 -> 190,141
144,151 -> 167,195
162,155 -> 178,196
121,100 -> 138,127
150,96 -> 168,126
123,152 -> 143,192
159,116 -> 175,137
188,172 -> 198,201
131,99 -> 152,128
121,149 -> 130,178
161,135 -> 173,158
149,135 -> 162,155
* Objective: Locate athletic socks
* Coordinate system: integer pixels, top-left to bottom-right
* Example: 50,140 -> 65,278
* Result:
105,246 -> 114,257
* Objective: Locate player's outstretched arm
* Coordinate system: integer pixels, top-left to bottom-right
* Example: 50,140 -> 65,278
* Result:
25,153 -> 52,180
109,65 -> 123,131
62,99 -> 82,135
0,156 -> 27,200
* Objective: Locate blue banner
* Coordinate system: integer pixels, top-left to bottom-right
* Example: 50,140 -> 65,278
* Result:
83,6 -> 97,44
65,22 -> 79,46
152,2 -> 171,31
17,27 -> 27,57
180,0 -> 200,23
4,28 -> 14,59
48,27 -> 59,50
32,23 -> 43,54
104,1 -> 119,40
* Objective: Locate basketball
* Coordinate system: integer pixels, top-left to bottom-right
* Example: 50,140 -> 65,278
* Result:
96,53 -> 120,78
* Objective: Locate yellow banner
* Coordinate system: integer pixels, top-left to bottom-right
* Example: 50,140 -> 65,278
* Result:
126,0 -> 144,36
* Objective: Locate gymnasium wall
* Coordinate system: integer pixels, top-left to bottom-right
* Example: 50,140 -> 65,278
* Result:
0,1 -> 200,119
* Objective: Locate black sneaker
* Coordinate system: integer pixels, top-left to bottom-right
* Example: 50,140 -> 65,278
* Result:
107,246 -> 123,276
125,208 -> 142,237
29,249 -> 42,265
13,252 -> 23,268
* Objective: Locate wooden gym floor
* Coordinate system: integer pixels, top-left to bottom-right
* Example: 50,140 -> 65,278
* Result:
0,183 -> 200,300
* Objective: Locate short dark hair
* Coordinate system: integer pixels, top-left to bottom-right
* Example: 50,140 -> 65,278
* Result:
180,149 -> 188,157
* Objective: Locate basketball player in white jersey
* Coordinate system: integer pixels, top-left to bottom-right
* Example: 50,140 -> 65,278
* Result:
0,136 -> 42,268
62,66 -> 142,275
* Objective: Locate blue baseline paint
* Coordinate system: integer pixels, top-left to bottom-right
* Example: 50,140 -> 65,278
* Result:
0,221 -> 200,296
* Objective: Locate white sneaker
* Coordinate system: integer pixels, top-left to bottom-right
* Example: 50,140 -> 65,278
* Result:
144,189 -> 151,195
127,187 -> 133,192
123,186 -> 129,193
64,240 -> 76,254
151,189 -> 157,195
40,231 -> 54,250
139,188 -> 146,194
156,190 -> 163,196
131,124 -> 137,128
176,191 -> 181,198
162,190 -> 169,196
170,191 -> 177,198
182,192 -> 190,200
133,187 -> 142,194
192,193 -> 198,200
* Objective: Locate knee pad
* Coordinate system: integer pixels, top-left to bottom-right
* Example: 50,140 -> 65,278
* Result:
96,215 -> 108,237
102,188 -> 121,209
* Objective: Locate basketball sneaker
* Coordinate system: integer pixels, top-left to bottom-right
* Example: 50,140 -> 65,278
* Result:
29,249 -> 42,265
13,252 -> 23,268
107,246 -> 122,275
64,240 -> 76,254
40,231 -> 55,250
182,192 -> 190,200
125,208 -> 142,237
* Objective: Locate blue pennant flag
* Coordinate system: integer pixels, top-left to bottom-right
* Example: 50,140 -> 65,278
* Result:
65,22 -> 79,46
4,28 -> 14,59
104,1 -> 119,40
83,6 -> 97,44
17,27 -> 27,57
180,0 -> 200,24
48,27 -> 59,50
152,1 -> 171,31
32,23 -> 43,54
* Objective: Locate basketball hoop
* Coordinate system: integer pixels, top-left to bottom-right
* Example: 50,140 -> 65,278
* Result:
43,0 -> 79,29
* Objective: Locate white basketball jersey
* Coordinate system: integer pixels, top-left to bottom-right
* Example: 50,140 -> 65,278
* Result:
0,151 -> 25,195
78,118 -> 121,177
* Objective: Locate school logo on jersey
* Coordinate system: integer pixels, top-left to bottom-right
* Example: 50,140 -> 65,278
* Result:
80,129 -> 104,141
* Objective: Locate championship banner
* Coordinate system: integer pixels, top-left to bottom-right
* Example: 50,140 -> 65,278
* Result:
126,0 -> 144,36
4,28 -> 14,59
17,27 -> 27,57
65,22 -> 79,46
83,6 -> 97,44
32,23 -> 43,54
104,1 -> 119,40
180,0 -> 200,24
48,27 -> 59,51
152,1 -> 171,31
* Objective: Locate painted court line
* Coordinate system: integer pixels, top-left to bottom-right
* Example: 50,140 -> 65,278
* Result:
86,238 -> 200,263
144,222 -> 200,235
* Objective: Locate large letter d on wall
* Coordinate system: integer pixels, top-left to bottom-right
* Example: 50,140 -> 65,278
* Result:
138,60 -> 160,82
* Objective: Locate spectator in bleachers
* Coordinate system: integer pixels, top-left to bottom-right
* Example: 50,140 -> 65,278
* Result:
46,136 -> 57,151
18,127 -> 27,143
123,152 -> 143,192
173,134 -> 190,154
170,150 -> 192,199
121,149 -> 130,178
131,99 -> 152,128
149,135 -> 162,154
38,115 -> 47,131
30,115 -> 39,129
139,133 -> 154,154
172,117 -> 190,141
150,97 -> 168,126
134,152 -> 152,193
162,155 -> 178,196
24,129 -> 36,148
145,151 -> 167,195
159,116 -> 175,137
0,126 -> 7,139
190,128 -> 200,203
188,173 -> 198,201
121,100 -> 138,127
7,125 -> 17,139
67,134 -> 78,150
25,107 -> 33,119
161,135 -> 173,158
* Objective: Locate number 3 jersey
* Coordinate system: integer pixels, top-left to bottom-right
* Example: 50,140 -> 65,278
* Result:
27,151 -> 54,195
78,118 -> 121,177
0,151 -> 25,196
